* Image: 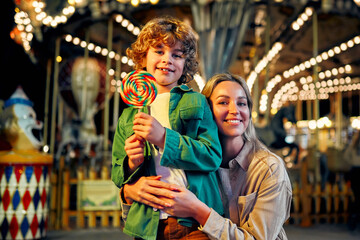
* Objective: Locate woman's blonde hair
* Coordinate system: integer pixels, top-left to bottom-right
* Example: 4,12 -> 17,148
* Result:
126,16 -> 198,84
202,73 -> 266,152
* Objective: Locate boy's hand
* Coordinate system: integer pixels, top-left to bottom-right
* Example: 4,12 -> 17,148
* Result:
133,112 -> 166,149
124,134 -> 145,172
123,176 -> 178,209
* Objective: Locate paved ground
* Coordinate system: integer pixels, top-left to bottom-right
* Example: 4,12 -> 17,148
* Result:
46,224 -> 360,239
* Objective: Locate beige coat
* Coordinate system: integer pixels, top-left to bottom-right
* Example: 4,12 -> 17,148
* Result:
200,143 -> 292,240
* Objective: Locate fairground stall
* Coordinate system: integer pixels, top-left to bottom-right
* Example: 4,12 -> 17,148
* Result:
1,0 -> 360,238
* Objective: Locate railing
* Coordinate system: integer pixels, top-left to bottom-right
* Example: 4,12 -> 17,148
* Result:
290,180 -> 353,226
49,158 -> 354,229
49,158 -> 121,229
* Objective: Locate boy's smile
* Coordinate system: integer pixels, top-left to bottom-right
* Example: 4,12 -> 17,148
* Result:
144,42 -> 185,93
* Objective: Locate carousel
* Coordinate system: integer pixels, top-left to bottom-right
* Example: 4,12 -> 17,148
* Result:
1,0 -> 360,238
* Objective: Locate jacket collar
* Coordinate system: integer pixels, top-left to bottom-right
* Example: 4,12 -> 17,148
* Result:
231,142 -> 252,171
171,84 -> 192,93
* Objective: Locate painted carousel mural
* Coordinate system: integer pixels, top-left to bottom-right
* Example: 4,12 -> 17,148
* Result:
1,0 -> 360,239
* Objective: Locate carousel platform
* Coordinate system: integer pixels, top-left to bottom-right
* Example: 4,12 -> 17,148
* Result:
46,224 -> 360,240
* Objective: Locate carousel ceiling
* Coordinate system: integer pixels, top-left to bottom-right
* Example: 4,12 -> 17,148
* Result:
4,0 -> 360,117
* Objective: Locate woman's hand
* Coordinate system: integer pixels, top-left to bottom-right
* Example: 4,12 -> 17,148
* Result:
124,134 -> 145,172
162,186 -> 212,226
123,176 -> 179,209
133,112 -> 166,149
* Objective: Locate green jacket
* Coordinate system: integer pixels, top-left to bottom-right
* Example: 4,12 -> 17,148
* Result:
111,85 -> 224,240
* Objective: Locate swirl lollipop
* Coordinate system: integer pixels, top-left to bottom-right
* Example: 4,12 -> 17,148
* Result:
119,70 -> 157,109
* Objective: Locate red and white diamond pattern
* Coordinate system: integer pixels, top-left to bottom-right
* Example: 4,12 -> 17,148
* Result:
0,165 -> 51,239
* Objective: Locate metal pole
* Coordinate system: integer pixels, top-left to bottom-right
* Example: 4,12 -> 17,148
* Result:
80,29 -> 90,121
104,17 -> 113,153
43,59 -> 52,147
113,48 -> 121,129
50,37 -> 61,154
313,10 -> 320,184
264,9 -> 271,123
335,91 -> 342,149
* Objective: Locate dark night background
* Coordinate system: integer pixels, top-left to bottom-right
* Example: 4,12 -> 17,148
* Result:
1,1 -> 49,121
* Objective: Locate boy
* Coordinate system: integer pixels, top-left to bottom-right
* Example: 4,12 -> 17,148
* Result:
112,17 -> 223,240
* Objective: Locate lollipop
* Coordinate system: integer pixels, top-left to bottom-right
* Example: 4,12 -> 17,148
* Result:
119,70 -> 157,109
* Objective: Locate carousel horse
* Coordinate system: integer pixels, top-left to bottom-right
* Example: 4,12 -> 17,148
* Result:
256,104 -> 299,164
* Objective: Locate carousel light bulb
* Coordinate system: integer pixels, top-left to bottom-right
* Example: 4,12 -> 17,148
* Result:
325,70 -> 331,78
94,46 -> 101,53
332,68 -> 338,75
354,36 -> 360,44
17,24 -> 24,31
101,48 -> 108,56
340,43 -> 347,51
43,145 -> 49,153
301,13 -> 308,21
305,7 -> 313,16
283,71 -> 289,78
115,14 -> 123,23
108,69 -> 115,76
36,14 -> 43,21
292,22 -> 300,31
23,18 -> 31,25
338,67 -> 345,74
127,24 -> 134,31
345,64 -> 352,72
50,20 -> 58,27
121,56 -> 128,64
80,41 -> 87,48
38,2 -> 45,8
296,18 -> 304,26
319,72 -> 325,79
334,46 -> 341,54
63,8 -> 70,15
328,49 -> 335,57
131,0 -> 140,7
321,52 -> 329,60
316,55 -> 322,63
68,6 -> 75,13
259,105 -> 267,113
309,120 -> 317,130
310,58 -> 316,65
87,43 -> 94,50
25,24 -> 34,32
108,51 -> 116,59
26,33 -> 33,41
133,27 -> 140,35
121,19 -> 129,28
347,39 -> 354,48
61,16 -> 67,23
73,37 -> 80,45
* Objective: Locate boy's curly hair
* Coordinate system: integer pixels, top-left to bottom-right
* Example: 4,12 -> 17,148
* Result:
126,16 -> 199,84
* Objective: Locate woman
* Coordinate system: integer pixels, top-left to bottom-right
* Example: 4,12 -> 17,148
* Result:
122,73 -> 292,239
